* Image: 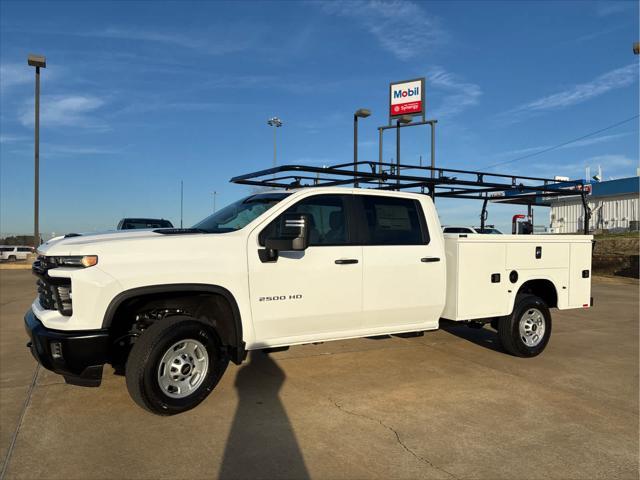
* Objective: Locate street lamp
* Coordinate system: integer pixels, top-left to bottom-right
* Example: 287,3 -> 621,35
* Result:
27,54 -> 46,248
396,115 -> 412,186
267,116 -> 283,171
353,108 -> 371,187
212,191 -> 217,213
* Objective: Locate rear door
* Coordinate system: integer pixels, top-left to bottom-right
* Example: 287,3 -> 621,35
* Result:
247,193 -> 363,344
358,194 -> 444,330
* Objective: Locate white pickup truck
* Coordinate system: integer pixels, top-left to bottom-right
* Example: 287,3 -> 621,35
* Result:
25,187 -> 593,415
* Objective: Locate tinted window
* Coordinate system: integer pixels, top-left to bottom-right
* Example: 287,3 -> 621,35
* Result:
121,219 -> 173,229
362,196 -> 427,245
0,247 -> 13,252
260,194 -> 349,246
443,227 -> 473,234
18,247 -> 32,252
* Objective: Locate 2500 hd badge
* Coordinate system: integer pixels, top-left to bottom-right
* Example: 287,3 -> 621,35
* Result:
259,294 -> 303,302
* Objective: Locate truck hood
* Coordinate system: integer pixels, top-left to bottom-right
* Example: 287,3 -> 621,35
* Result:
37,229 -> 217,256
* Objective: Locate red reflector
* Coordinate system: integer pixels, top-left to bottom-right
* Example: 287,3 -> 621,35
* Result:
583,304 -> 589,308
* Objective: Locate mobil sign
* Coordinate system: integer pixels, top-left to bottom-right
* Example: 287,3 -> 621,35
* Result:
389,78 -> 425,118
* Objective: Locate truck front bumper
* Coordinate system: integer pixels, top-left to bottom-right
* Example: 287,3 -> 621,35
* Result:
24,309 -> 110,387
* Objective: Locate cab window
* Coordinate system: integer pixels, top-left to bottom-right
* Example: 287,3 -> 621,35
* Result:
260,194 -> 350,246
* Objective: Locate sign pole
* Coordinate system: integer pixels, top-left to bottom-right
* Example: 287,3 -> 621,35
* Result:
396,119 -> 401,188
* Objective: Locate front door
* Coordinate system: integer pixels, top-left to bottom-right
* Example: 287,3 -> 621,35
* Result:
247,194 -> 362,346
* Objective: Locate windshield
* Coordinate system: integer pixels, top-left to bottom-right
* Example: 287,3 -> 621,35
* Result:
193,192 -> 290,233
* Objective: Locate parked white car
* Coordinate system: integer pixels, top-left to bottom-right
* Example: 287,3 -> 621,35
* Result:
0,245 -> 33,261
26,188 -> 593,415
442,225 -> 503,234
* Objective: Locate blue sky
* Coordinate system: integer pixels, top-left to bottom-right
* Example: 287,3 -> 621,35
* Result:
1,0 -> 638,236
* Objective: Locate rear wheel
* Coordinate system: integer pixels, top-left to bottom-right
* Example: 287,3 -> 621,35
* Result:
125,316 -> 228,415
8,255 -> 16,262
498,294 -> 551,357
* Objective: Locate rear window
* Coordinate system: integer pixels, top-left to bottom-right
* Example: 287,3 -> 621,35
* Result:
444,227 -> 473,234
362,196 -> 428,245
122,219 -> 173,229
0,247 -> 14,252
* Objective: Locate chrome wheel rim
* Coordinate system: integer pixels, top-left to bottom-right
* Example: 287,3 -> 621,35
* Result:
519,308 -> 546,347
157,339 -> 209,399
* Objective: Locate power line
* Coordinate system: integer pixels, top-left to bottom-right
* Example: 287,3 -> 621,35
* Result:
483,114 -> 639,170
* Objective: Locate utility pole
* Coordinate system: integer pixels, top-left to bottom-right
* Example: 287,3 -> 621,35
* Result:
180,180 -> 184,228
28,54 -> 46,247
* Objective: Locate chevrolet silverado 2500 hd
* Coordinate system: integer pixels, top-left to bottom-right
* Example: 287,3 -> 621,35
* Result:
25,187 -> 593,415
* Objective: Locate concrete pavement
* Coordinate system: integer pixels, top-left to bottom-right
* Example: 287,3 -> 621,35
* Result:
1,270 -> 638,479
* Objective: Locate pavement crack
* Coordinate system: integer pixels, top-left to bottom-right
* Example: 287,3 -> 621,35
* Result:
0,365 -> 39,480
330,398 -> 460,480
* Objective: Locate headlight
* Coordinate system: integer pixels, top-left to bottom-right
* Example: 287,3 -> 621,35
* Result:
53,255 -> 98,268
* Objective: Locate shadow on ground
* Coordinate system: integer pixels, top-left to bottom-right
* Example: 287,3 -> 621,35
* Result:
439,320 -> 503,353
219,352 -> 309,480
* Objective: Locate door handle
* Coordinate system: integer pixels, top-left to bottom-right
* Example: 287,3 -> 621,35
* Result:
335,259 -> 359,265
421,257 -> 440,263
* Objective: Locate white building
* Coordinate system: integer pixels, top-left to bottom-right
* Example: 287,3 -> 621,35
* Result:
549,176 -> 639,233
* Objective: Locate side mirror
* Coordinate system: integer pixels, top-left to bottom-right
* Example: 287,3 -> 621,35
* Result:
265,213 -> 310,252
260,213 -> 310,262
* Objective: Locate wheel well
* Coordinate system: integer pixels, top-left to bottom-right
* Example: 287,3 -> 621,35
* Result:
517,279 -> 558,308
105,286 -> 245,365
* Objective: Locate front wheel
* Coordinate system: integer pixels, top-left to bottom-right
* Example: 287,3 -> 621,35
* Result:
125,316 -> 228,415
497,294 -> 551,357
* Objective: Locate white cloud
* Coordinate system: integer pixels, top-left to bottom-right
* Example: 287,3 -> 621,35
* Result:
525,154 -> 637,179
585,154 -> 636,168
498,63 -> 638,123
428,67 -> 482,118
19,94 -> 106,128
0,133 -> 28,144
46,144 -> 119,155
595,1 -> 635,16
85,26 -> 255,55
320,0 -> 447,60
0,63 -> 32,91
495,132 -> 633,158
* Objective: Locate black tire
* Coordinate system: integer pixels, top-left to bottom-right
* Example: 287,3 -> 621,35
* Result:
8,255 -> 16,262
125,316 -> 228,415
497,294 -> 552,357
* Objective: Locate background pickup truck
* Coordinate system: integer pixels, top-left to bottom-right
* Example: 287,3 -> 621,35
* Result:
25,187 -> 593,415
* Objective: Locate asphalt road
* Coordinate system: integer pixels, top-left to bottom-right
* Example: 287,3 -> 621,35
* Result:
0,270 -> 638,479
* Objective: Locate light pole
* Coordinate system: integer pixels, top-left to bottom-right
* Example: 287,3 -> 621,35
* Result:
395,115 -> 412,186
212,191 -> 217,213
353,108 -> 371,187
180,180 -> 184,228
267,116 -> 283,171
28,54 -> 46,248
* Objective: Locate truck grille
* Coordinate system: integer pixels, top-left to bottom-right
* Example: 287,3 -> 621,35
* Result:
33,257 -> 73,316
